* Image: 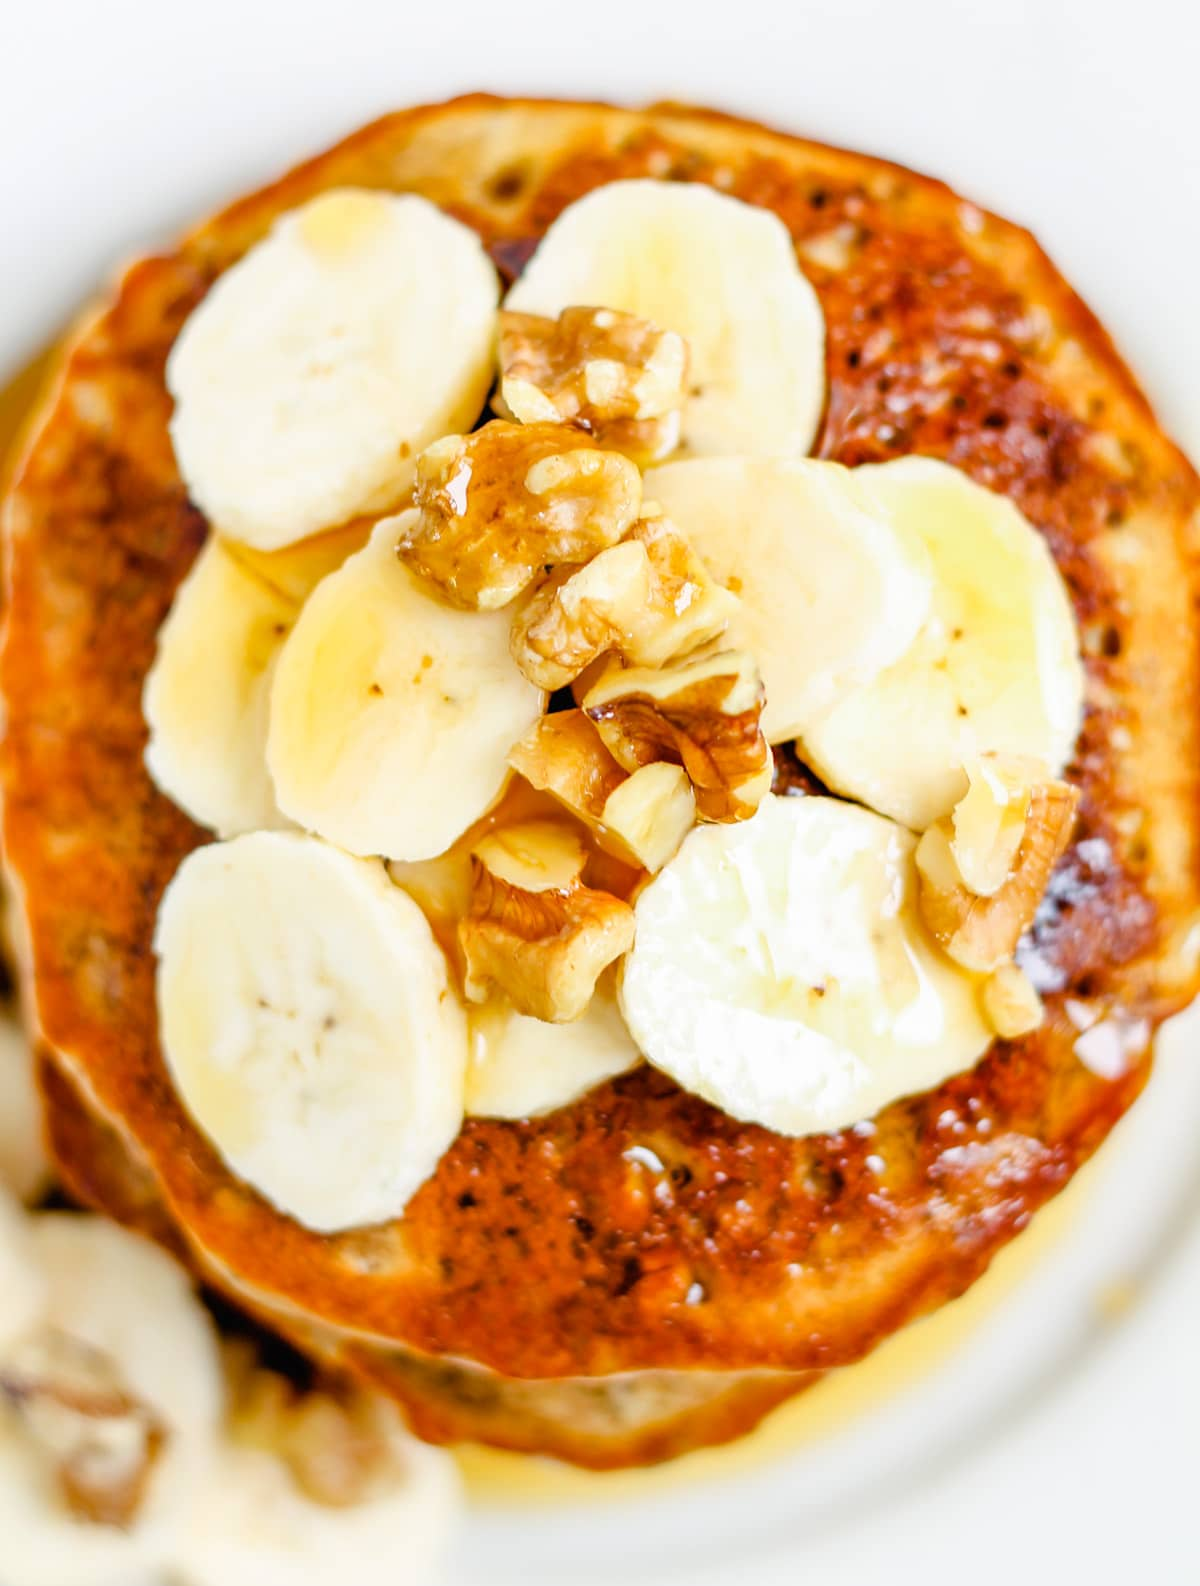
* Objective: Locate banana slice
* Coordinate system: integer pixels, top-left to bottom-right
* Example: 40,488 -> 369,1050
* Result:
644,458 -> 933,741
0,1197 -> 463,1586
144,529 -> 360,837
619,794 -> 991,1136
268,515 -> 545,862
168,189 -> 499,550
505,179 -> 825,458
466,986 -> 641,1119
154,831 -> 468,1232
0,1014 -> 49,1203
797,457 -> 1085,830
174,1388 -> 461,1586
0,1207 -> 223,1586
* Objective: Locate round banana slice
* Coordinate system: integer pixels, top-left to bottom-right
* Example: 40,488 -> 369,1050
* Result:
466,987 -> 642,1119
155,831 -> 468,1232
31,1215 -> 224,1444
620,794 -> 991,1136
0,1210 -> 223,1586
144,531 -> 362,838
174,1395 -> 461,1586
505,179 -> 826,458
168,188 -> 500,550
798,457 -> 1085,830
644,457 -> 933,741
268,516 -> 545,862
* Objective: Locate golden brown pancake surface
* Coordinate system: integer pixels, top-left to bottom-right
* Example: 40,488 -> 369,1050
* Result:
4,97 -> 1200,1391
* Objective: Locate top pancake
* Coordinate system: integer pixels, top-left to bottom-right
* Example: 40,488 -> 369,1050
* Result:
4,95 -> 1200,1381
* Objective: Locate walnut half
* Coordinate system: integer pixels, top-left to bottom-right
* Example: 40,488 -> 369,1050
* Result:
509,508 -> 737,690
583,650 -> 771,823
458,820 -> 635,1021
508,710 -> 696,872
916,769 -> 1080,973
0,1327 -> 168,1528
498,306 -> 689,466
399,421 -> 642,610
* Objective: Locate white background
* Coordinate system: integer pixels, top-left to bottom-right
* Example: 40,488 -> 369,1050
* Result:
3,3 -> 1198,1580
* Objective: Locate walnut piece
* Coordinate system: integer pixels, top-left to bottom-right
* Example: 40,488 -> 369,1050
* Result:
0,1328 -> 168,1528
498,306 -> 689,466
509,509 -> 737,690
583,650 -> 771,823
950,754 -> 1049,896
225,1341 -> 404,1510
508,711 -> 696,872
459,819 -> 635,1020
916,773 -> 1080,973
981,962 -> 1045,1039
400,420 -> 642,609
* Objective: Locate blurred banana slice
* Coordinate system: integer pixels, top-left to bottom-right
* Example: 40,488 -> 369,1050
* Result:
168,188 -> 499,550
797,457 -> 1084,830
0,1204 -> 223,1586
620,794 -> 991,1136
505,179 -> 826,458
0,1192 -> 461,1586
144,527 -> 361,836
644,457 -> 934,741
155,831 -> 468,1232
175,1364 -> 461,1586
466,985 -> 641,1119
268,515 -> 545,862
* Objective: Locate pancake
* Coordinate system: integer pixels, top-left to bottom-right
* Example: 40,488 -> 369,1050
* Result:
37,1048 -> 813,1466
4,96 -> 1200,1459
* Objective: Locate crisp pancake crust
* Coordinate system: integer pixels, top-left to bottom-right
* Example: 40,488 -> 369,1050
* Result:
4,98 -> 1200,1394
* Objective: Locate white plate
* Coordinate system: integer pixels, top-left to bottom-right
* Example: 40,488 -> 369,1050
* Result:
4,3 -> 1197,1581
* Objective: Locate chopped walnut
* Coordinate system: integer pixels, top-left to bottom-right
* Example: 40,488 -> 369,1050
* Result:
225,1342 -> 404,1509
400,420 -> 642,610
508,711 -> 627,820
0,1328 -> 168,1528
498,306 -> 689,466
508,711 -> 695,872
459,820 -> 635,1021
510,509 -> 736,690
916,772 -> 1080,973
981,962 -> 1045,1039
583,650 -> 771,824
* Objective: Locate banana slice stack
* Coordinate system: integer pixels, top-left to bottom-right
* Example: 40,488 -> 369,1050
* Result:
0,1189 -> 460,1586
144,177 -> 1086,1240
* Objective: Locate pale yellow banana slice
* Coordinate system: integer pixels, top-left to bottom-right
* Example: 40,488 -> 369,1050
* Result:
154,831 -> 468,1232
168,189 -> 499,550
797,457 -> 1085,830
620,794 -> 991,1136
173,1377 -> 461,1586
267,515 -> 545,862
644,457 -> 934,741
465,986 -> 641,1119
144,529 -> 360,837
0,1205 -> 223,1586
0,1193 -> 462,1586
505,179 -> 825,458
